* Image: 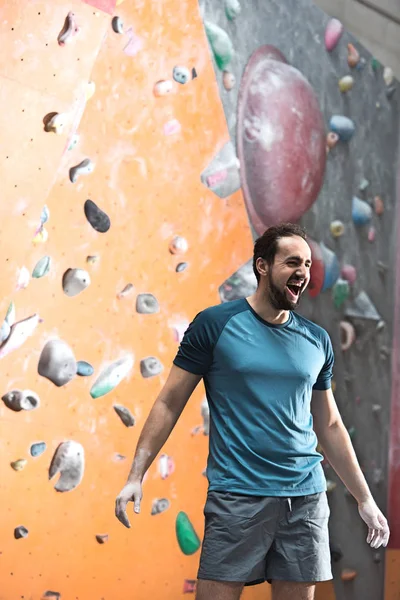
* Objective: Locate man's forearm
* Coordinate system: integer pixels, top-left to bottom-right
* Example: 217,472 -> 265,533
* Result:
127,399 -> 181,482
317,421 -> 372,503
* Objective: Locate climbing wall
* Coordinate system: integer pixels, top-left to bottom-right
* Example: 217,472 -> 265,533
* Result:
0,1 -> 256,599
199,0 -> 400,599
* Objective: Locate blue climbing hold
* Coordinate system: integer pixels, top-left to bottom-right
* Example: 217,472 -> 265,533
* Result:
329,115 -> 355,142
352,196 -> 372,225
30,442 -> 47,457
77,360 -> 94,377
320,243 -> 340,292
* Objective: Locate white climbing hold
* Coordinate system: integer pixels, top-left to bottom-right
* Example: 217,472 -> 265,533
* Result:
62,268 -> 91,297
49,440 -> 85,492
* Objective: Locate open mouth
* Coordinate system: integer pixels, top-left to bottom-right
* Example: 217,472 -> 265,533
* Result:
285,281 -> 304,302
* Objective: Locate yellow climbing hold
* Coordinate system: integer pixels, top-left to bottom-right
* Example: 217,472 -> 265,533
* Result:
85,81 -> 96,102
116,0 -> 125,4
32,227 -> 48,245
11,459 -> 27,471
338,76 -> 354,93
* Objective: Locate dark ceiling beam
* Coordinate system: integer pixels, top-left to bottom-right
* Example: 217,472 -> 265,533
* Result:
354,0 -> 400,26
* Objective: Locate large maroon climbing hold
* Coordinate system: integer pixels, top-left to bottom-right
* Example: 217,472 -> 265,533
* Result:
58,12 -> 79,46
237,46 -> 326,235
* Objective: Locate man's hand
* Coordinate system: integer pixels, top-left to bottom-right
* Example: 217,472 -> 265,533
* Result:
115,480 -> 143,528
358,497 -> 390,548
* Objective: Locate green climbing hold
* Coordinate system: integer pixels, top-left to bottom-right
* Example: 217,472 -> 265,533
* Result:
90,355 -> 134,399
371,57 -> 380,72
204,22 -> 234,71
175,511 -> 201,555
32,256 -> 51,279
332,278 -> 350,309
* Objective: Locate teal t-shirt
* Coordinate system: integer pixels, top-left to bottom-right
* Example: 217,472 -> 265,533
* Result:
173,298 -> 334,496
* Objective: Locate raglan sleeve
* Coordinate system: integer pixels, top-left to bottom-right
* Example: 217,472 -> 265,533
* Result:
173,309 -> 216,376
313,330 -> 334,390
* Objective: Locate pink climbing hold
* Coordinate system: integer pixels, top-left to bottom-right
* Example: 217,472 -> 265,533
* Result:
0,314 -> 40,359
341,264 -> 357,285
57,12 -> 79,46
82,0 -> 116,14
124,27 -> 143,57
368,226 -> 376,242
164,119 -> 181,136
340,321 -> 356,352
237,46 -> 326,235
325,18 -> 343,52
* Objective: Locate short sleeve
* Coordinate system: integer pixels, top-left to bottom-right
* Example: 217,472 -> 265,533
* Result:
313,331 -> 334,390
173,310 -> 216,376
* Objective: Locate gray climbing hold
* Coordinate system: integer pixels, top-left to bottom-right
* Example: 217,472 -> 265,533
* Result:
225,0 -> 241,19
151,498 -> 170,515
77,361 -> 94,376
96,534 -> 109,544
219,260 -> 257,303
30,442 -> 47,457
49,440 -> 85,492
136,293 -> 160,314
140,356 -> 164,378
117,283 -> 134,298
200,141 -> 241,199
176,262 -> 188,273
42,592 -> 61,599
386,85 -> 397,99
58,11 -> 79,46
14,525 -> 29,539
84,199 -> 111,233
192,67 -> 197,79
90,355 -> 134,399
38,339 -> 77,387
2,389 -> 40,412
62,268 -> 91,297
69,159 -> 94,183
345,291 -> 381,321
32,256 -> 51,279
112,16 -> 123,33
113,404 -> 135,427
173,66 -> 191,84
169,235 -> 188,255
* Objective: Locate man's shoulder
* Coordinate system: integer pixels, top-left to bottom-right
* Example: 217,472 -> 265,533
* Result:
197,298 -> 249,323
291,311 -> 330,343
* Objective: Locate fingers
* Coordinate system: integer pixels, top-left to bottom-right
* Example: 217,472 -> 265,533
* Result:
367,525 -> 390,548
115,497 -> 131,528
134,497 -> 141,514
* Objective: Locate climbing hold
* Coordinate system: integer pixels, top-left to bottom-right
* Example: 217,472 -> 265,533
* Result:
62,268 -> 91,297
313,242 -> 340,294
151,498 -> 170,515
96,534 -> 109,544
0,314 -> 40,359
340,321 -> 356,351
333,279 -> 350,309
58,12 -> 79,46
169,236 -> 188,255
330,542 -> 343,562
326,132 -> 339,150
341,569 -> 357,582
372,468 -> 383,485
44,113 -> 67,135
140,356 -> 164,378
347,43 -> 360,68
85,81 -> 96,102
11,459 -> 27,471
158,454 -> 175,479
326,479 -> 337,493
383,66 -> 394,86
163,119 -> 181,136
368,226 -> 376,242
84,199 -> 110,233
330,220 -> 345,238
359,178 -> 369,191
372,404 -> 382,414
183,580 -> 197,594
176,512 -> 201,555
192,68 -> 198,80
32,226 -> 48,245
219,260 -> 257,303
113,404 -> 135,427
377,260 -> 386,277
49,440 -> 85,493
69,159 -> 94,183
87,255 -> 100,264
171,322 -> 189,344
345,291 -> 381,321
176,262 -> 188,273
325,18 -> 343,52
76,361 -> 94,377
32,256 -> 51,279
225,0 -> 241,19
386,85 -> 397,99
0,318 -> 10,345
16,265 -> 30,290
201,398 -> 210,435
352,196 -> 372,225
329,116 -> 355,142
200,141 -> 241,199
41,592 -> 61,600
90,354 -> 134,399
222,70 -> 235,91
371,57 -> 380,71
2,391 -> 26,423
173,66 -> 191,85
68,133 -> 79,151
380,345 -> 390,360
38,339 -> 77,387
153,80 -> 173,97
373,195 -> 384,215
14,525 -> 29,540
113,453 -> 126,462
111,16 -> 123,34
338,75 -> 354,93
341,264 -> 357,285
376,319 -> 386,332
356,57 -> 366,71
136,293 -> 160,314
30,442 -> 47,457
5,302 -> 16,326
117,283 -> 134,298
204,21 -> 234,70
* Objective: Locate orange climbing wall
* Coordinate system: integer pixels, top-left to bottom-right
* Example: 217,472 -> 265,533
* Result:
0,1 -> 259,599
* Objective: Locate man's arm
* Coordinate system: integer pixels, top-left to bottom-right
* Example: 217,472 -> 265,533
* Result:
115,365 -> 202,527
311,387 -> 390,548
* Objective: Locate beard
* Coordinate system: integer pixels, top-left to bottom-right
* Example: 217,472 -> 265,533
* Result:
267,270 -> 302,311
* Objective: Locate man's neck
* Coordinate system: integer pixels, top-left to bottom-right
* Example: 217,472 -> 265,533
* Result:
246,291 -> 290,325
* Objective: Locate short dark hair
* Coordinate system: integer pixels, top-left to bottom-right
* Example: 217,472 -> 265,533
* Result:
253,223 -> 307,283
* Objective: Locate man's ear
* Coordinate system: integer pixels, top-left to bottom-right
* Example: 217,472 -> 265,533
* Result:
256,257 -> 268,278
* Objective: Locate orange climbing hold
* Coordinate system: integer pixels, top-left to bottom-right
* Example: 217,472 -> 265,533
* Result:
341,568 -> 358,581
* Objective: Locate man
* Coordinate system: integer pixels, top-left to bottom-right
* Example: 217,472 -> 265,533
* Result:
115,223 -> 390,600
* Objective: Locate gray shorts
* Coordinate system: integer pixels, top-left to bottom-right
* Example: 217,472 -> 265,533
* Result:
198,490 -> 332,585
